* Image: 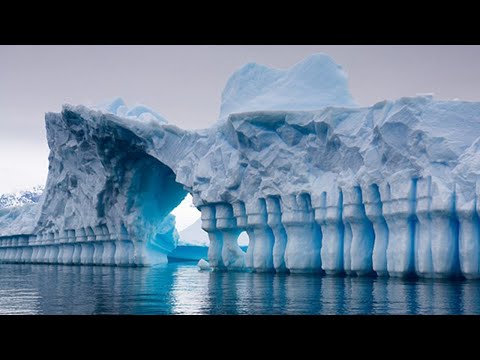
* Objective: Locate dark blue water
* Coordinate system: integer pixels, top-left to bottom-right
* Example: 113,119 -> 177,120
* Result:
0,263 -> 479,314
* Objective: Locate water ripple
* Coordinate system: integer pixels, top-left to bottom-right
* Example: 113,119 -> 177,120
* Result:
0,263 -> 479,314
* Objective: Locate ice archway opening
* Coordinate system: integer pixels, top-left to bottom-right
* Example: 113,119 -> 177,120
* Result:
28,106 -> 197,266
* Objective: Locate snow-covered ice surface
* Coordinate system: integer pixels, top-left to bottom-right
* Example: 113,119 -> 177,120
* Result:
2,53 -> 480,278
219,53 -> 356,119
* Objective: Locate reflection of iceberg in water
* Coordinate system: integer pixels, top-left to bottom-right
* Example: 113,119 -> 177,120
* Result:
319,276 -> 346,314
250,273 -> 275,314
202,271 -> 480,315
169,264 -> 210,314
284,274 -> 322,314
372,278 -> 389,314
346,277 -> 374,315
36,266 -> 148,314
386,278 -> 417,314
2,263 -> 480,314
462,281 -> 480,314
431,280 -> 463,315
415,280 -> 434,314
0,265 -> 41,315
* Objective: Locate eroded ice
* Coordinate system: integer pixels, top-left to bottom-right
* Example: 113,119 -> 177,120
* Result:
1,53 -> 480,279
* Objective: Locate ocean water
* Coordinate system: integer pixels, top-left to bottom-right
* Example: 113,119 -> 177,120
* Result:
0,262 -> 479,315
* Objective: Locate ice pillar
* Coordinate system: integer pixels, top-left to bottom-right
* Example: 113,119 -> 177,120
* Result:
266,196 -> 288,272
457,183 -> 480,279
232,201 -> 254,271
282,194 -> 321,273
81,227 -> 95,265
381,180 -> 417,277
246,199 -> 275,272
364,184 -> 389,276
200,205 -> 225,271
342,186 -> 375,276
429,181 -> 459,278
216,203 -> 245,271
315,189 -> 344,275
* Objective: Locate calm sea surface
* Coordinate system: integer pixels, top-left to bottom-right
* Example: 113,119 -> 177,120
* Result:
0,263 -> 478,315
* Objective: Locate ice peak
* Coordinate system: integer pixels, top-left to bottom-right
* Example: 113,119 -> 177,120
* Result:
220,53 -> 356,120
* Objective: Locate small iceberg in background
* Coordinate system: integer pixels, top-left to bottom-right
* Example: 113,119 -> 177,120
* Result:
197,258 -> 210,271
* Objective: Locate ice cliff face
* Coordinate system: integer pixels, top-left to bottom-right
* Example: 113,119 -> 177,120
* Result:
32,106 -> 186,265
2,53 -> 480,279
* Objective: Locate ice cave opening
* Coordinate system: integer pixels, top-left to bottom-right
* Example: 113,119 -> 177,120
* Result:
106,149 -> 190,265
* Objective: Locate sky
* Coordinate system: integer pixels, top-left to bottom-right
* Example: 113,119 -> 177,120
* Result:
1,45 -> 480,199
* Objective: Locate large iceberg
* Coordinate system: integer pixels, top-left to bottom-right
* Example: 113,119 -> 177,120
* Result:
1,53 -> 480,279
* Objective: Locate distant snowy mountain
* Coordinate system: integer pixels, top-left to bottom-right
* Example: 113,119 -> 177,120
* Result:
0,186 -> 44,209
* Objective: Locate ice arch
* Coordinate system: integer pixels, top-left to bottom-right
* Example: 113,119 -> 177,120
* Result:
30,106 -> 189,266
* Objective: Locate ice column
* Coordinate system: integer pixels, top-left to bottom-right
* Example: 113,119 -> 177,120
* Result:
266,196 -> 288,272
132,240 -> 147,266
200,205 -> 225,271
37,233 -> 47,263
232,201 -> 254,271
216,203 -> 245,271
246,199 -> 275,272
62,229 -> 76,264
75,228 -> 91,265
381,180 -> 417,277
415,177 -> 434,277
44,232 -> 53,263
93,226 -> 105,265
31,235 -> 41,263
49,231 -> 60,263
282,193 -> 321,273
457,183 -> 480,279
315,189 -> 344,275
72,230 -> 83,264
81,227 -> 95,265
364,184 -> 389,276
429,181 -> 459,278
57,230 -> 67,264
114,223 -> 132,266
342,186 -> 375,276
101,225 -> 116,265
22,236 -> 34,263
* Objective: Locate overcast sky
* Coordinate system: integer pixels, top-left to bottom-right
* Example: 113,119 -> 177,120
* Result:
1,45 -> 480,194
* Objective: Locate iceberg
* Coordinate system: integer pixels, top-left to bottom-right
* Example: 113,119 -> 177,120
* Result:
197,258 -> 210,271
1,53 -> 480,279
